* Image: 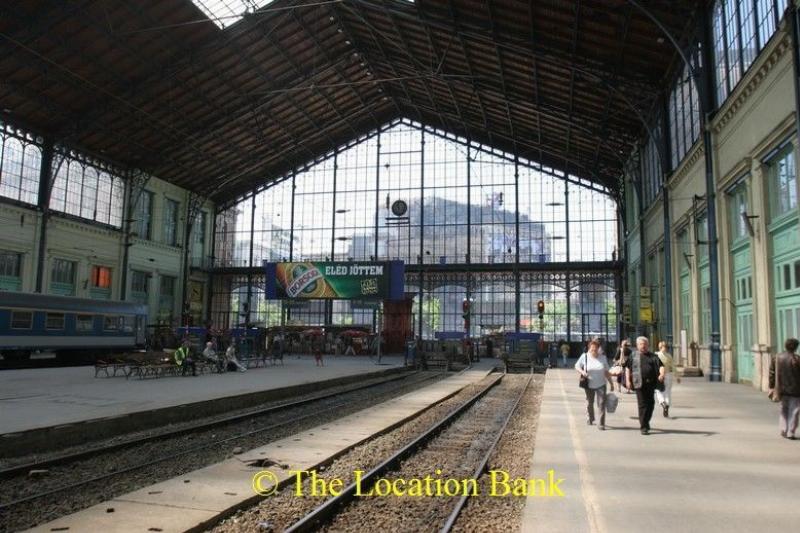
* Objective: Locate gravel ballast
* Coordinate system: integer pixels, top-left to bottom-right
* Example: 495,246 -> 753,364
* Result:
211,373 -> 544,533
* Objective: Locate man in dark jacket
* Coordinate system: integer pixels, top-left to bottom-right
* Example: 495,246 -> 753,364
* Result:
625,336 -> 665,435
769,338 -> 800,439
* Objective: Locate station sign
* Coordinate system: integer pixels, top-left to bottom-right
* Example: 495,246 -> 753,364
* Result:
264,261 -> 405,300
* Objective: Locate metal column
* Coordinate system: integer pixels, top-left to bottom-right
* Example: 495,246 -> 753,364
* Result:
514,156 -> 521,333
34,139 -> 54,293
289,170 -> 296,261
419,131 -> 425,266
245,193 -> 256,326
374,133 -> 381,260
564,184 -> 571,342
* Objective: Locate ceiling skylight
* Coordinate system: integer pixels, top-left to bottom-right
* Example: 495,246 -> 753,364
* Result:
190,0 -> 275,30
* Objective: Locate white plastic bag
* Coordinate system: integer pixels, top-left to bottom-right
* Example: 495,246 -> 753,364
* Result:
605,392 -> 619,414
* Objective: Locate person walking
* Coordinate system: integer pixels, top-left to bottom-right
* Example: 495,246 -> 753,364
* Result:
560,341 -> 570,368
612,340 -> 631,393
344,337 -> 356,356
548,341 -> 558,369
769,338 -> 800,439
575,340 -> 612,430
655,341 -> 676,418
313,337 -> 324,367
625,336 -> 665,435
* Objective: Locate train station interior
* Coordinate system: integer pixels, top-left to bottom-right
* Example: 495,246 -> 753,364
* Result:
1,2 -> 800,533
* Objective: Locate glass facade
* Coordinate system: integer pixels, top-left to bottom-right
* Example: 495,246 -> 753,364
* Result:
668,47 -> 702,170
0,123 -> 41,206
216,121 -> 616,269
212,120 -> 619,339
712,0 -> 789,107
49,151 -> 124,227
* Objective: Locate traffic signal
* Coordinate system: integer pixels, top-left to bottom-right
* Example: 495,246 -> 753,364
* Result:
537,299 -> 545,319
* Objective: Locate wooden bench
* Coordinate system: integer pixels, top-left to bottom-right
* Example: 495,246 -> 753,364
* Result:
94,358 -> 131,378
126,350 -> 180,379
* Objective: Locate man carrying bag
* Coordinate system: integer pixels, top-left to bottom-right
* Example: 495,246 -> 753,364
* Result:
625,336 -> 665,435
769,338 -> 800,439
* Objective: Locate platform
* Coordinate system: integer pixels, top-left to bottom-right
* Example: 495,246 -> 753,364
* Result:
522,369 -> 800,533
0,355 -> 408,454
27,364 -> 496,533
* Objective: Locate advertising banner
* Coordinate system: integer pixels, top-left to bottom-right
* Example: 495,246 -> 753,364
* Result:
264,261 -> 405,300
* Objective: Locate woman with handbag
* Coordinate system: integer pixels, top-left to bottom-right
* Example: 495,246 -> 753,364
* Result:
612,340 -> 631,393
655,341 -> 677,418
575,339 -> 613,430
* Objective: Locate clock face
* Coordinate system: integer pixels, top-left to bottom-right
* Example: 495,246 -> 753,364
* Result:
391,199 -> 408,217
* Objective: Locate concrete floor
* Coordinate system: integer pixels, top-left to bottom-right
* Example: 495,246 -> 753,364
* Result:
0,355 -> 405,435
522,369 -> 800,533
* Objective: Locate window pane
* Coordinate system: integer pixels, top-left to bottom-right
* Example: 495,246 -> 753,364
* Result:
46,313 -> 65,330
104,316 -> 119,330
76,315 -> 94,332
770,145 -> 797,218
739,0 -> 756,71
11,311 -> 33,329
724,0 -> 742,91
713,1 -> 729,105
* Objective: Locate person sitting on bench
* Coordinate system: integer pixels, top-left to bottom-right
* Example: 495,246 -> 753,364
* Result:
225,340 -> 247,372
202,341 -> 224,373
175,340 -> 197,376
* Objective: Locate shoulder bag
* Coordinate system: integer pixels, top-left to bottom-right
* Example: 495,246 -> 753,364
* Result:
578,353 -> 589,389
769,354 -> 781,403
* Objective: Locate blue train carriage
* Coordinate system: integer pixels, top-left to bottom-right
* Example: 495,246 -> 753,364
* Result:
0,292 -> 147,362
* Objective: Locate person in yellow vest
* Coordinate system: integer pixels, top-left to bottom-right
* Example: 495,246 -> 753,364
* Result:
174,340 -> 197,377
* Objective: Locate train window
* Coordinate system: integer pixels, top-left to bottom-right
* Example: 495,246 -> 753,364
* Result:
104,316 -> 119,331
76,315 -> 94,332
11,311 -> 33,329
46,313 -> 65,330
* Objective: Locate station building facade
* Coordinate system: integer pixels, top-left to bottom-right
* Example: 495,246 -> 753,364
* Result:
0,135 -> 214,326
625,0 -> 799,390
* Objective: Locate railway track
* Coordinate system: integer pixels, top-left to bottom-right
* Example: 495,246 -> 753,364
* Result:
278,373 -> 532,533
0,370 -> 419,477
0,370 -> 445,532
